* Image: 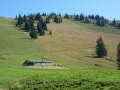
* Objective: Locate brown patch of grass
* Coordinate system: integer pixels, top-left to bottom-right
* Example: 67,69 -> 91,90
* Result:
27,19 -> 119,70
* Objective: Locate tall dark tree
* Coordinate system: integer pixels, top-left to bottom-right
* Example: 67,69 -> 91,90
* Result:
95,15 -> 100,20
37,23 -> 45,36
25,21 -> 30,32
101,20 -> 105,26
29,24 -> 38,39
23,15 -> 27,22
112,19 -> 117,26
29,14 -> 34,24
84,16 -> 90,23
96,37 -> 107,58
59,13 -> 61,16
64,14 -> 69,19
49,30 -> 52,35
42,21 -> 48,30
75,15 -> 79,21
17,14 -> 24,27
80,13 -> 84,21
46,17 -> 50,24
117,43 -> 120,70
54,15 -> 62,23
96,19 -> 101,26
117,23 -> 120,29
35,13 -> 41,20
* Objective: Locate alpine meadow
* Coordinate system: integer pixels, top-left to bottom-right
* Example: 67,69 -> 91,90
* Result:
0,0 -> 120,90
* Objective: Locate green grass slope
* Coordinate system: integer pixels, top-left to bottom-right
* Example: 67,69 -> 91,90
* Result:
0,17 -> 45,67
0,17 -> 120,89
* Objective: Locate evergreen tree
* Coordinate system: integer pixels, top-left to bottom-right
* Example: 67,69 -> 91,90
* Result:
29,24 -> 38,39
112,19 -> 117,26
23,15 -> 27,22
64,14 -> 69,19
29,14 -> 34,24
54,15 -> 62,23
117,23 -> 120,29
101,20 -> 105,26
96,19 -> 101,26
42,21 -> 47,30
96,37 -> 107,58
39,29 -> 45,36
84,16 -> 90,23
17,14 -> 24,27
80,14 -> 84,21
117,43 -> 120,70
30,22 -> 35,30
54,15 -> 58,22
46,17 -> 50,24
59,13 -> 61,16
24,21 -> 30,32
75,15 -> 79,21
35,13 -> 41,21
37,22 -> 43,33
59,17 -> 62,23
49,30 -> 52,35
95,15 -> 100,20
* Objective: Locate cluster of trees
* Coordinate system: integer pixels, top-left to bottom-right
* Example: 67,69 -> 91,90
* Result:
64,13 -> 120,27
16,14 -> 48,39
110,19 -> 120,29
64,13 -> 109,26
54,15 -> 62,23
95,37 -> 120,70
16,13 -> 62,39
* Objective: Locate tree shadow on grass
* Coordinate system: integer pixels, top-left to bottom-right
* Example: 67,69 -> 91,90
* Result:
84,55 -> 98,58
21,37 -> 30,39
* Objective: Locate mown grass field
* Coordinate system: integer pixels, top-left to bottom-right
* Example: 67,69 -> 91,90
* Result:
0,17 -> 120,89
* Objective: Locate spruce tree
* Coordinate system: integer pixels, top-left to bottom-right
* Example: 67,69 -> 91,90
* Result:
23,15 -> 27,22
117,23 -> 120,29
64,14 -> 69,19
49,31 -> 52,35
84,16 -> 90,23
101,20 -> 105,26
96,19 -> 101,26
96,37 -> 107,58
117,43 -> 120,70
37,22 -> 42,32
17,14 -> 24,27
59,13 -> 61,16
29,14 -> 34,24
25,21 -> 30,31
43,21 -> 47,30
75,15 -> 79,21
46,17 -> 50,24
80,14 -> 84,21
29,28 -> 38,39
112,19 -> 117,26
37,22 -> 46,36
35,13 -> 41,20
54,15 -> 58,22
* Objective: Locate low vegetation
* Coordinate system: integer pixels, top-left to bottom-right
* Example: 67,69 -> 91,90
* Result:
0,69 -> 119,90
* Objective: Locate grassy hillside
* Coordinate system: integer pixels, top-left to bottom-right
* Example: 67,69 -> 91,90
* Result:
0,17 -> 46,67
0,17 -> 120,89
